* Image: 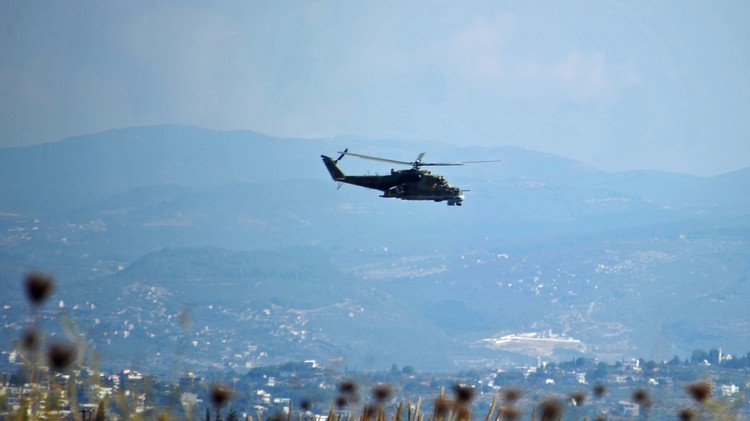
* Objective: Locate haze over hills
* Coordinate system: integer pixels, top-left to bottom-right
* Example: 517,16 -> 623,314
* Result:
1,125 -> 748,373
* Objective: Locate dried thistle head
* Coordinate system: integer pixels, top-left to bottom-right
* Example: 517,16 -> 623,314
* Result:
334,396 -> 348,409
678,408 -> 696,421
209,383 -> 233,409
569,390 -> 586,407
452,383 -> 475,405
502,387 -> 522,403
632,388 -> 652,409
372,383 -> 392,404
24,272 -> 54,307
592,384 -> 607,398
338,379 -> 357,395
539,399 -> 563,421
46,340 -> 76,371
20,328 -> 40,352
685,381 -> 711,404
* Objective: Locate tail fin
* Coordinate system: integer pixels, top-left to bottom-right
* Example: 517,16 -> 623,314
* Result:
321,155 -> 345,180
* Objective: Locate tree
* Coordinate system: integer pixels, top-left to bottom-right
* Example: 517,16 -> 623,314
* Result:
589,362 -> 609,381
691,349 -> 709,363
226,409 -> 240,421
389,364 -> 400,376
401,365 -> 416,375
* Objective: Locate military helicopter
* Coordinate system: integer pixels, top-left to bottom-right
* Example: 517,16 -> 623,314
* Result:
321,149 -> 500,206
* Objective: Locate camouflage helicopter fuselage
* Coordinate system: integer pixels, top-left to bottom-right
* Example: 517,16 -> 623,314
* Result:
321,154 -> 464,206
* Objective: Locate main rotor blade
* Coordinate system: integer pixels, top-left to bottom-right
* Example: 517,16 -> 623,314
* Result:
418,162 -> 464,167
338,151 -> 414,166
337,150 -> 502,167
459,159 -> 503,164
419,159 -> 502,166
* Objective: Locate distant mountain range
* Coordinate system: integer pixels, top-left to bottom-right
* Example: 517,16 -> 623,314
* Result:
1,125 -> 748,373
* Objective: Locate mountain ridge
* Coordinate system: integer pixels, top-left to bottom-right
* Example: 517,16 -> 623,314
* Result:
1,125 -> 748,373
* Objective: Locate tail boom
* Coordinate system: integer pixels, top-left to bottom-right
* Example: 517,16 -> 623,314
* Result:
321,155 -> 346,180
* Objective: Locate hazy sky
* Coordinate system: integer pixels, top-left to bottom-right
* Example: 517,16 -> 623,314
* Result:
1,1 -> 748,176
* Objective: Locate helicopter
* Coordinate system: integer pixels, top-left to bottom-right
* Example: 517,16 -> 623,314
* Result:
321,149 -> 500,206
